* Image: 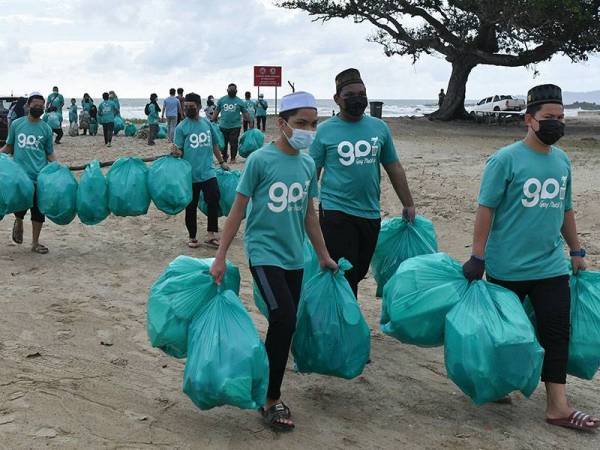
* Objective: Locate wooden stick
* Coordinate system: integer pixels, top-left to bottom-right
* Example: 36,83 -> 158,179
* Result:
68,154 -> 170,171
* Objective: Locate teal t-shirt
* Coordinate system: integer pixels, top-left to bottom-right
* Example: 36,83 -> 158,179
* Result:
98,100 -> 117,124
82,99 -> 94,112
69,104 -> 78,123
174,117 -> 218,182
216,96 -> 247,129
237,143 -> 319,269
147,103 -> 159,125
478,141 -> 572,281
47,93 -> 64,120
6,117 -> 54,182
111,96 -> 120,113
310,114 -> 399,219
44,112 -> 62,130
255,99 -> 268,117
245,99 -> 256,120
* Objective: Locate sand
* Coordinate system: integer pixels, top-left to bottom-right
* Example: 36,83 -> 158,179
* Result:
1,117 -> 599,450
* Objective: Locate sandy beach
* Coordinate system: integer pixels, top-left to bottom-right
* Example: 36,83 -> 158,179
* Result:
1,116 -> 599,450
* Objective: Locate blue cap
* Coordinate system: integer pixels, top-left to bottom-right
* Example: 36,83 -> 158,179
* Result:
280,91 -> 317,113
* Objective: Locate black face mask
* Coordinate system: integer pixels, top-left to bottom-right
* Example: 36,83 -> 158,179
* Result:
29,106 -> 44,118
185,107 -> 198,118
228,90 -> 237,97
343,95 -> 368,117
534,119 -> 565,145
207,99 -> 214,106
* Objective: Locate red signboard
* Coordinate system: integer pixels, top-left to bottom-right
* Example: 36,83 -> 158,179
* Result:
254,66 -> 282,87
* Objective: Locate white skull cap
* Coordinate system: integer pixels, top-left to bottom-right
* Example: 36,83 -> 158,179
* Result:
280,91 -> 317,113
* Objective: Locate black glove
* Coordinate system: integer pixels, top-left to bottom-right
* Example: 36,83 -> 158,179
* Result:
462,255 -> 485,281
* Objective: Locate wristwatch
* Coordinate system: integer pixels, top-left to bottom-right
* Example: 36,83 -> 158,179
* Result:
570,248 -> 586,257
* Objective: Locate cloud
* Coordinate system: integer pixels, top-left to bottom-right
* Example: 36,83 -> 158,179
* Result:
0,38 -> 31,64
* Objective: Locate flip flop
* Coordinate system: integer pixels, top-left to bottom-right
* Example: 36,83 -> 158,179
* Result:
31,243 -> 49,254
188,239 -> 201,249
546,410 -> 600,432
260,402 -> 294,432
12,220 -> 23,244
203,238 -> 220,249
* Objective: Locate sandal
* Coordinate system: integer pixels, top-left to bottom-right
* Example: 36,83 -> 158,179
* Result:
546,410 -> 600,432
31,243 -> 49,254
203,238 -> 220,249
188,239 -> 201,249
260,402 -> 294,432
12,220 -> 23,244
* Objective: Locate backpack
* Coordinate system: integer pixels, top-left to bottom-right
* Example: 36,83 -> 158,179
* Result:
144,103 -> 151,115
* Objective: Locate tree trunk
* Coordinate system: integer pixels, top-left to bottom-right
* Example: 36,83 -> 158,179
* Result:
430,58 -> 477,121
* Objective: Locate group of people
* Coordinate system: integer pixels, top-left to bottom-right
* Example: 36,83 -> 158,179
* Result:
2,69 -> 597,433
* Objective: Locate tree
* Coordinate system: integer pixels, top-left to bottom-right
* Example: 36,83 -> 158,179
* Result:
279,0 -> 600,120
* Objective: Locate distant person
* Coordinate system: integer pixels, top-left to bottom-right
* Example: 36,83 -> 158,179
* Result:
68,98 -> 78,136
171,92 -> 228,249
46,86 -> 64,121
243,91 -> 256,132
438,89 -> 445,107
145,93 -> 161,146
255,93 -> 268,131
80,93 -> 94,135
109,91 -> 120,115
44,106 -> 63,144
176,87 -> 185,123
1,92 -> 59,255
212,83 -> 249,163
204,95 -> 217,122
162,88 -> 183,142
89,104 -> 98,136
8,96 -> 27,128
98,92 -> 117,147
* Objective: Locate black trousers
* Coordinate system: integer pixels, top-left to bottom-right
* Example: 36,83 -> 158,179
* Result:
251,265 -> 303,400
319,208 -> 381,298
220,127 -> 241,161
52,127 -> 63,143
185,179 -> 220,238
102,122 -> 114,144
256,116 -> 266,132
148,123 -> 159,145
15,185 -> 45,223
488,274 -> 571,384
243,119 -> 255,132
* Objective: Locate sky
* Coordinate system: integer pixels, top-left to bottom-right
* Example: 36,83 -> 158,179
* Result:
1,0 -> 599,101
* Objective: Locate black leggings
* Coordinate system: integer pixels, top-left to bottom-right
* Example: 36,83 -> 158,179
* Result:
250,265 -> 303,400
15,185 -> 45,223
52,128 -> 63,143
488,274 -> 571,384
102,122 -> 114,144
256,116 -> 266,132
319,208 -> 381,298
185,178 -> 220,238
220,127 -> 241,161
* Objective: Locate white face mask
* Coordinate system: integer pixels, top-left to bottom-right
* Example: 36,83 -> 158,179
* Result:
283,121 -> 316,151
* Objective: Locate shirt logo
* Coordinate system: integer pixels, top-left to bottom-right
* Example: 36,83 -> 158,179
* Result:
337,138 -> 379,166
17,133 -> 44,150
521,176 -> 567,208
268,181 -> 310,213
222,104 -> 237,112
188,132 -> 211,149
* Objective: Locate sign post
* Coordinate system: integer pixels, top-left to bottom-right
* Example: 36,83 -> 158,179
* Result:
254,66 -> 282,114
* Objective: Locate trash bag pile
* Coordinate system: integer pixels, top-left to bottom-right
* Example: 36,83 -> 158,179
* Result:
0,153 -> 34,219
371,215 -> 438,297
107,157 -> 150,216
292,258 -> 371,379
124,123 -> 137,137
238,128 -> 265,158
148,156 -> 192,215
113,115 -> 125,134
198,168 -> 241,217
158,123 -> 167,139
76,160 -> 109,225
37,162 -> 78,225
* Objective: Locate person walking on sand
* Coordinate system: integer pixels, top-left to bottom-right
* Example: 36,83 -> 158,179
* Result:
204,95 -> 217,122
98,92 -> 117,147
171,93 -> 228,249
145,93 -> 161,146
44,106 -> 63,144
80,93 -> 93,135
309,68 -> 415,298
176,88 -> 185,124
255,93 -> 268,132
438,89 -> 445,107
162,88 -> 183,142
243,91 -> 256,132
1,92 -> 59,254
68,98 -> 78,136
210,91 -> 337,432
462,84 -> 599,432
46,86 -> 64,121
212,83 -> 249,164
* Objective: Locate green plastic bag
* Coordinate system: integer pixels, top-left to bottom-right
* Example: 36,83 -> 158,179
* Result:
372,216 -> 438,297
148,156 -> 192,215
210,122 -> 225,151
254,238 -> 320,319
292,258 -> 370,379
183,290 -> 269,410
381,252 -> 469,347
113,115 -> 125,134
107,157 -> 150,216
157,124 -> 167,139
147,256 -> 240,358
76,160 -> 109,225
238,128 -> 265,158
37,162 -> 78,225
445,280 -> 544,405
124,123 -> 137,137
199,168 -> 241,217
0,153 -> 34,216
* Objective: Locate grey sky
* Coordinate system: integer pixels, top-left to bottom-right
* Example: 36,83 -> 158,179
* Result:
1,0 -> 598,100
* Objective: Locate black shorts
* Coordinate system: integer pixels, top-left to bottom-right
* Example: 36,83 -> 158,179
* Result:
14,184 -> 45,223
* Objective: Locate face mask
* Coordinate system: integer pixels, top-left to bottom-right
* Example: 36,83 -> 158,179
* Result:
228,90 -> 237,97
207,99 -> 214,106
533,118 -> 565,145
185,107 -> 198,118
343,95 -> 368,117
29,106 -> 44,118
283,122 -> 316,151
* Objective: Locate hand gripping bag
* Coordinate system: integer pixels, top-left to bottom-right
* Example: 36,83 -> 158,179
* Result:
199,168 -> 241,217
371,215 -> 438,297
148,156 -> 192,215
238,128 -> 265,158
445,280 -> 544,405
183,290 -> 269,410
124,123 -> 137,137
147,256 -> 240,358
291,258 -> 370,379
209,122 -> 225,151
76,160 -> 109,225
107,157 -> 150,216
37,162 -> 78,225
113,115 -> 125,134
381,252 -> 469,347
0,153 -> 34,216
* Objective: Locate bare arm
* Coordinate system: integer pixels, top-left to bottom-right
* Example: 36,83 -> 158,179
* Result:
304,200 -> 336,270
383,161 -> 414,208
212,109 -> 220,122
316,167 -> 322,180
0,144 -> 12,154
471,205 -> 494,258
161,103 -> 165,119
47,152 -> 57,162
562,209 -> 586,273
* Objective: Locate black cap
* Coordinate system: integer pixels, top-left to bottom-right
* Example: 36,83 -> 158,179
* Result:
184,92 -> 201,104
335,68 -> 364,93
527,84 -> 562,108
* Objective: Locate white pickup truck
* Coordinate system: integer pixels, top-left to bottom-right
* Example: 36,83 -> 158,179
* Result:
472,95 -> 526,113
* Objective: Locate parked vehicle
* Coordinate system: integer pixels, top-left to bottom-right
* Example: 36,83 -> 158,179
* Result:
0,96 -> 21,145
472,95 -> 525,113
